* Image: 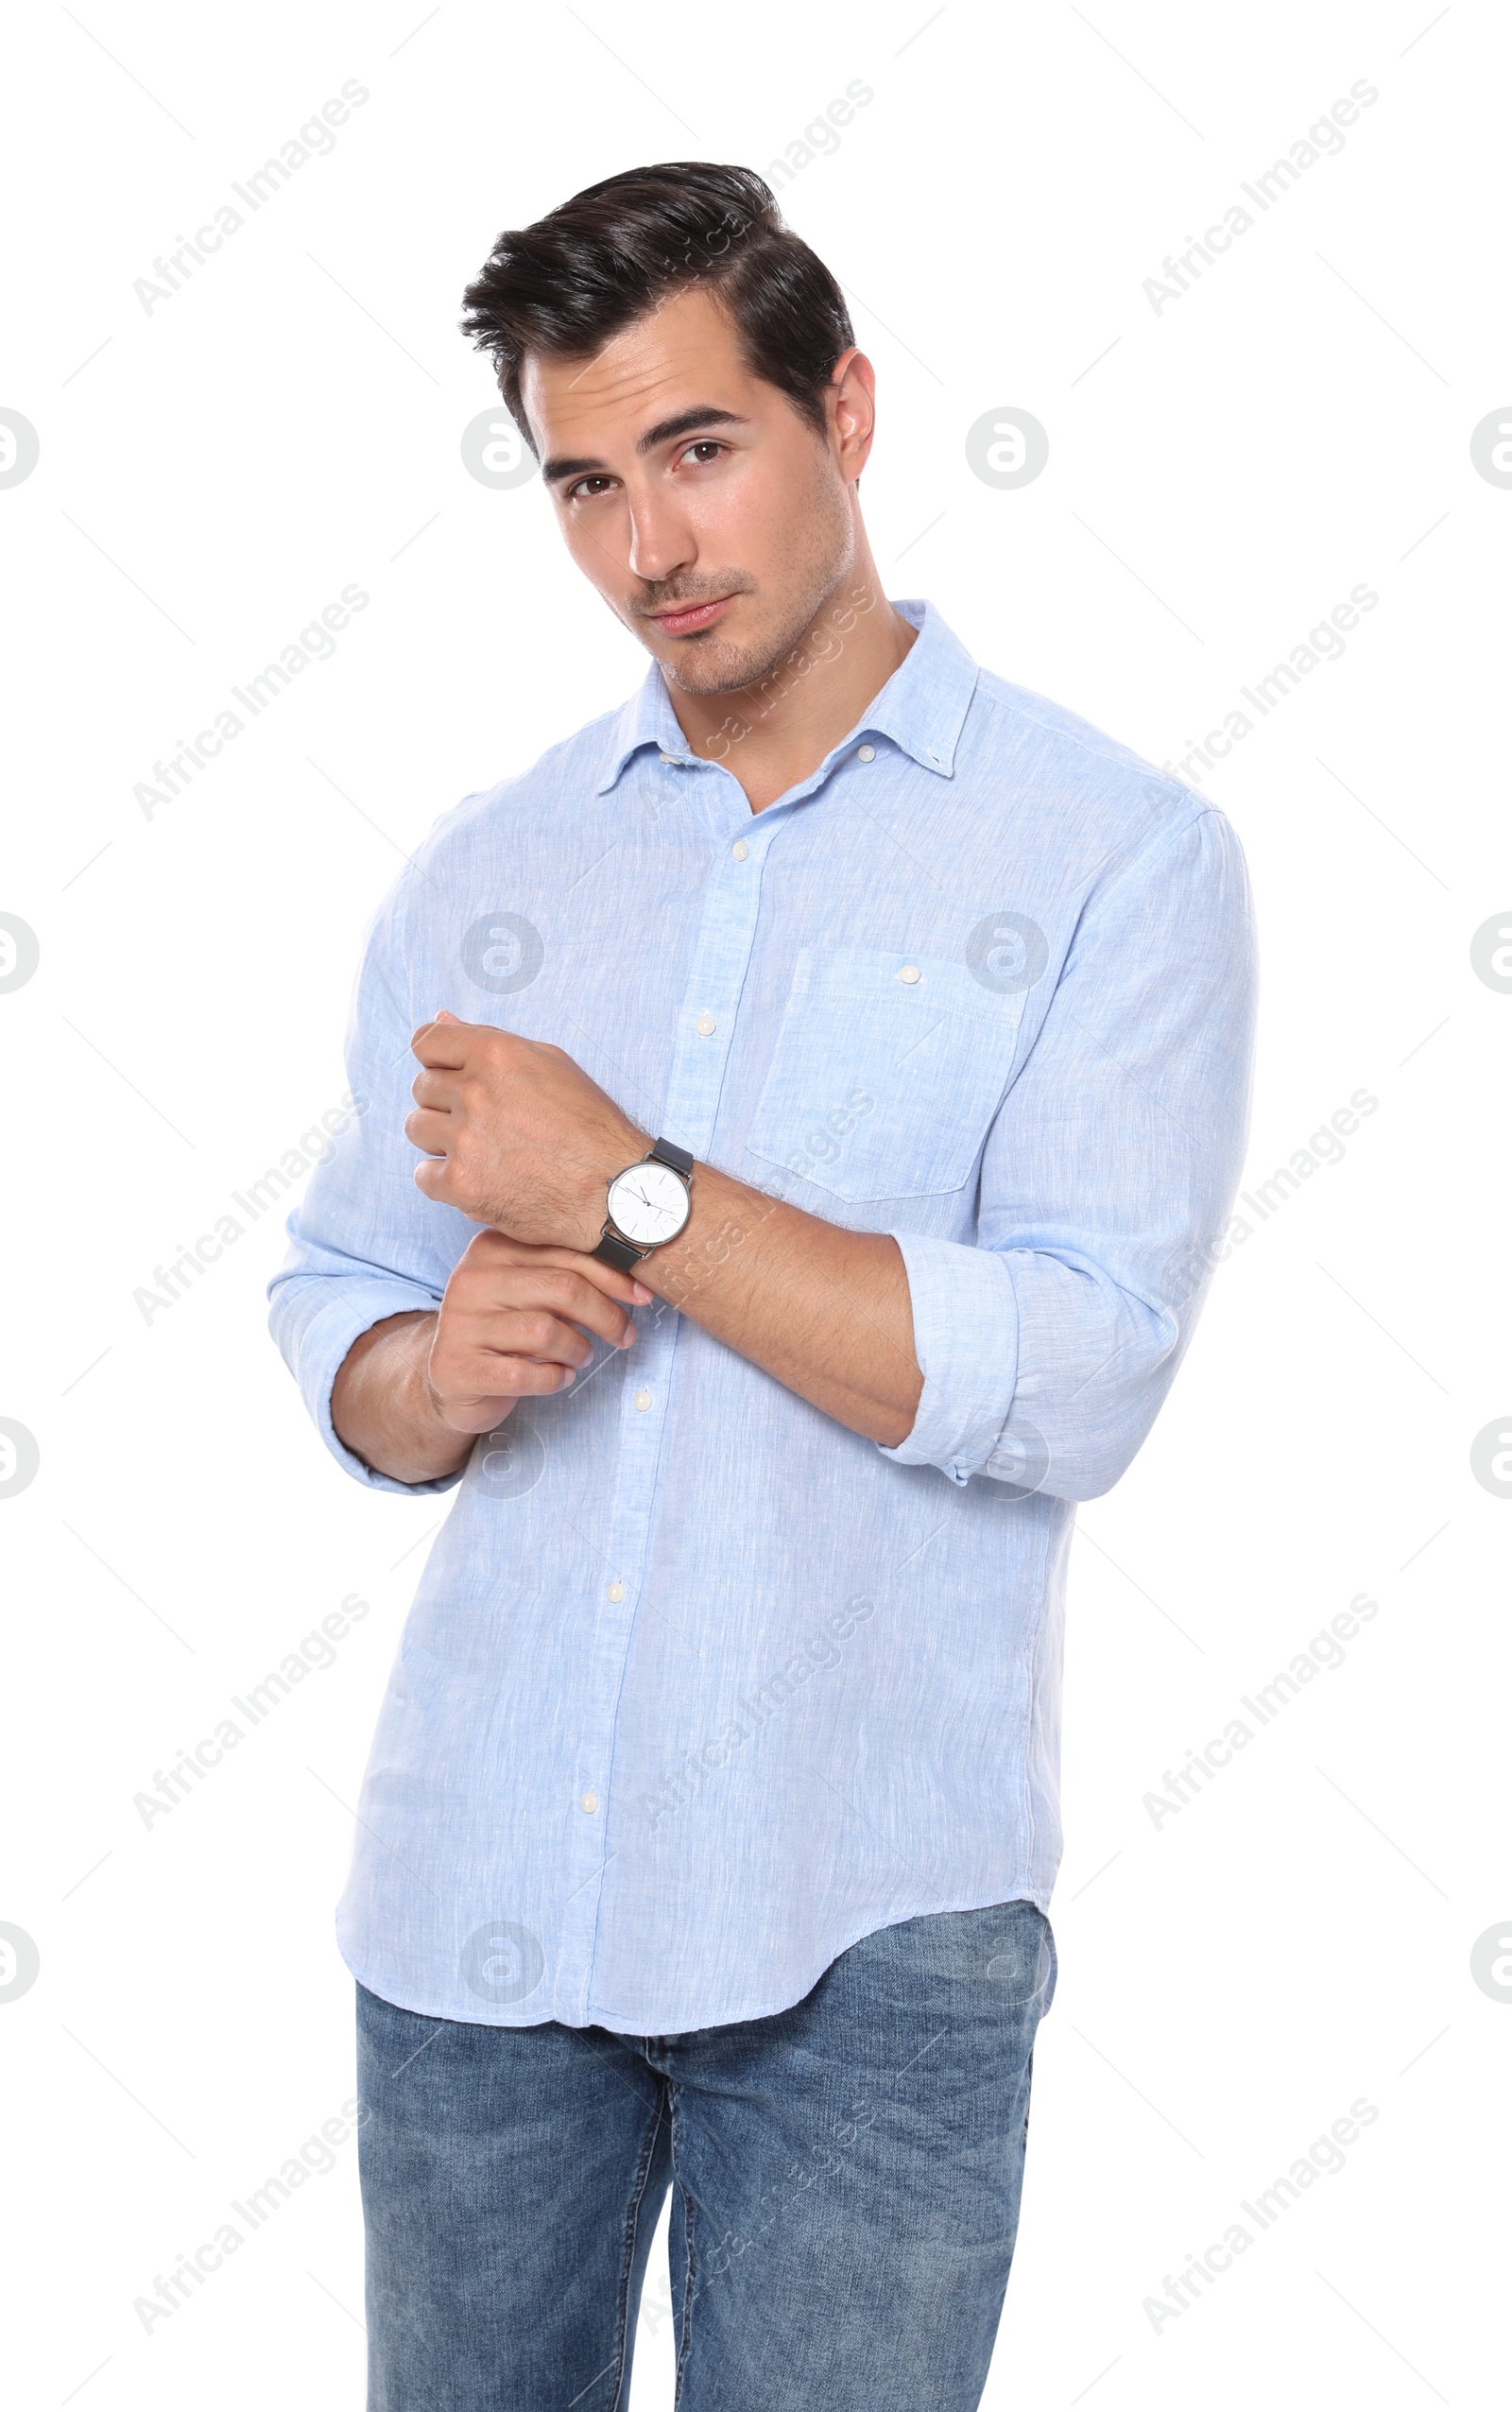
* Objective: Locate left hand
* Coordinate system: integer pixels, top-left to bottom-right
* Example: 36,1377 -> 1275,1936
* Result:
406,1011 -> 644,1248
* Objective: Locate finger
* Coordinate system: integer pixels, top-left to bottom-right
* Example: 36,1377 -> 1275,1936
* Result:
410,1068 -> 457,1110
456,1251 -> 644,1338
512,1275 -> 638,1350
411,1018 -> 473,1067
406,1107 -> 453,1156
469,1230 -> 652,1306
434,1396 -> 527,1434
451,1310 -> 599,1374
438,1363 -> 575,1424
515,1249 -> 654,1311
413,1159 -> 457,1209
485,1361 -> 576,1396
568,1256 -> 655,1308
461,1280 -> 635,1353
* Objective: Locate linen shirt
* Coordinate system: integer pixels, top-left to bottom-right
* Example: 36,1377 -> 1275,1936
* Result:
269,598 -> 1256,2036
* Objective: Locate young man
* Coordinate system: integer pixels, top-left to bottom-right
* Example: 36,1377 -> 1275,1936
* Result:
270,163 -> 1255,2410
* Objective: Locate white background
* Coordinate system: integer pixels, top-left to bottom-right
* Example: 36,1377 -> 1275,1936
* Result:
3,3 -> 1507,2405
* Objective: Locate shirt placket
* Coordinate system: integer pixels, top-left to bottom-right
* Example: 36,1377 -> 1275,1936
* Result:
557,756 -> 780,2024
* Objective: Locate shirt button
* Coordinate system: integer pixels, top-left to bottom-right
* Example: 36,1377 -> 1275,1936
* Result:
607,1580 -> 625,1601
659,751 -> 677,766
731,839 -> 749,860
898,964 -> 921,984
580,1790 -> 598,1814
633,1387 -> 651,1411
857,743 -> 876,762
695,1011 -> 715,1036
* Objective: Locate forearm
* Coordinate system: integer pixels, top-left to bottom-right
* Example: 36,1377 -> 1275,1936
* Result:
638,1160 -> 922,1445
396,1012 -> 922,1449
331,1310 -> 472,1486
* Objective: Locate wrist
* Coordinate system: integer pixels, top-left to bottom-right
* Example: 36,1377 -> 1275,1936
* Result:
576,1120 -> 651,1249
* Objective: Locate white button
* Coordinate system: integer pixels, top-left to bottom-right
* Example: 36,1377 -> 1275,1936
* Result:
607,1581 -> 625,1601
731,839 -> 749,860
695,1011 -> 715,1036
580,1790 -> 598,1814
633,1387 -> 651,1411
857,744 -> 876,762
898,964 -> 921,984
659,752 -> 677,766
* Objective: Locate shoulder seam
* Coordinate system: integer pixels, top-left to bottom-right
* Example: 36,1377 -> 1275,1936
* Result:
971,677 -> 1194,798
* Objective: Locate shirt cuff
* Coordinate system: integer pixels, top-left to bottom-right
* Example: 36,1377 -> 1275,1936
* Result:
876,1231 -> 1021,1485
270,1273 -> 466,1496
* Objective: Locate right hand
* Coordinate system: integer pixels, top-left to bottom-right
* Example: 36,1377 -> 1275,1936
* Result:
427,1227 -> 652,1434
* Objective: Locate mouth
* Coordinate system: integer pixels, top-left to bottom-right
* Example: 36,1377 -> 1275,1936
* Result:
643,594 -> 736,638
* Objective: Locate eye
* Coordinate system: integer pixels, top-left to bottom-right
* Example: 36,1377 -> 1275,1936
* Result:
679,439 -> 728,468
563,474 -> 617,502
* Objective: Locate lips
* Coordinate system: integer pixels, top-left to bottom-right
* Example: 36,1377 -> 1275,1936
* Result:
646,595 -> 733,636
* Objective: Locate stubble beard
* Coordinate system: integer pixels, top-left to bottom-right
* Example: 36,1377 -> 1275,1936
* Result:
636,471 -> 857,702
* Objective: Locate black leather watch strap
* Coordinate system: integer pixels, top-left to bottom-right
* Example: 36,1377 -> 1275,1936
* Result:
592,1228 -> 645,1272
647,1135 -> 695,1177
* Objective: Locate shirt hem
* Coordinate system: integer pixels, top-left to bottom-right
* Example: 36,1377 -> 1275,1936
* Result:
336,1878 -> 1058,2038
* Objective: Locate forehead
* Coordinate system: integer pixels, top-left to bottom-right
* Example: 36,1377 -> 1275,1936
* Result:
521,284 -> 758,455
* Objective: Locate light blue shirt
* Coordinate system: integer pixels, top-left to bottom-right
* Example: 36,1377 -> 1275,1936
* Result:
269,598 -> 1256,2035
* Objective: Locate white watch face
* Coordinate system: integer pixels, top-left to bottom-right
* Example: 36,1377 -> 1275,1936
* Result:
608,1160 -> 690,1248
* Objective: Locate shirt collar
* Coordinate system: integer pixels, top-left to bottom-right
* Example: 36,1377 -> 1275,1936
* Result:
593,596 -> 978,795
848,598 -> 978,777
593,662 -> 687,794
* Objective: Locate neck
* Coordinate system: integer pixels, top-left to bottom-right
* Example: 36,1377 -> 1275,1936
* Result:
664,543 -> 918,812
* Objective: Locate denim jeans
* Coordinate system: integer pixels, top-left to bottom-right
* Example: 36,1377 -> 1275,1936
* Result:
356,1898 -> 1056,2410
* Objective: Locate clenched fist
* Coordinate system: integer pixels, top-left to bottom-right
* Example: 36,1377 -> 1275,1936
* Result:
405,1010 -> 644,1249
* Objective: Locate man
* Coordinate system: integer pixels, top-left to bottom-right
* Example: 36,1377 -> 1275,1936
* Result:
270,162 -> 1255,2410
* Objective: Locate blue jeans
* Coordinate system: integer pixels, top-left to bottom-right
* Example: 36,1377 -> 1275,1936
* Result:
356,1899 -> 1056,2410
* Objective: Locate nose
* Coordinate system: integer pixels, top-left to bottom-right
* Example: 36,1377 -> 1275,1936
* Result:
625,480 -> 697,588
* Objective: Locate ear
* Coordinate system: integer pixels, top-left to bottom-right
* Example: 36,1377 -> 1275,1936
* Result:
826,349 -> 878,483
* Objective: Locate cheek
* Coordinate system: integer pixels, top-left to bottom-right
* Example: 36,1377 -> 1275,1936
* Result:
693,458 -> 843,623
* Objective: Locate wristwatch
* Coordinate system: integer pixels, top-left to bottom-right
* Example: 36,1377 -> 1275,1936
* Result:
592,1137 -> 695,1271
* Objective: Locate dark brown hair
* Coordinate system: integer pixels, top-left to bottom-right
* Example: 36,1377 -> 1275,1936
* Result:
459,163 -> 855,455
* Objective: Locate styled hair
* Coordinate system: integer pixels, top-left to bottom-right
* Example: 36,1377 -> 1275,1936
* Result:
459,163 -> 855,455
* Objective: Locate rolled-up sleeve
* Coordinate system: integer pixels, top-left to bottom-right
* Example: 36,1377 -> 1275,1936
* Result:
267,870 -> 474,1495
879,805 -> 1257,1500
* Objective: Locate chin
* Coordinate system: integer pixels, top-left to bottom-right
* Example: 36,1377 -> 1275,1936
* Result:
656,626 -> 794,699
659,645 -> 755,698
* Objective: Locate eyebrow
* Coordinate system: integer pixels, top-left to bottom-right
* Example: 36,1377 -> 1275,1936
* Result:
541,406 -> 748,487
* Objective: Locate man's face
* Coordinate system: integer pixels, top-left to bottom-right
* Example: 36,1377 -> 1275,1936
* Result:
522,284 -> 863,697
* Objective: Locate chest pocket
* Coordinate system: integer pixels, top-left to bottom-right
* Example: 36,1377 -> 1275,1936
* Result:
745,946 -> 1028,1202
